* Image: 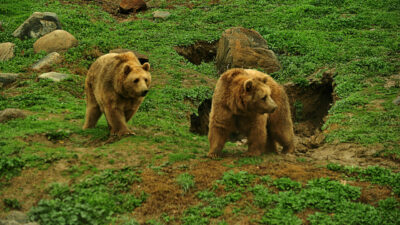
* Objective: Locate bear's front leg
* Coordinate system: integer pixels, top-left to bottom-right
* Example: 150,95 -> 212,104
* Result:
245,117 -> 267,156
104,106 -> 134,137
208,126 -> 229,158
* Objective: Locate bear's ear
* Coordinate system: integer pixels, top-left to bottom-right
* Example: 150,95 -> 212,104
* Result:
142,62 -> 150,72
124,65 -> 132,76
222,68 -> 244,81
244,79 -> 253,92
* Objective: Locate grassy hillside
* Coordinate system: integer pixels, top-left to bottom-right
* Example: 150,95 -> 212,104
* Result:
1,0 -> 399,224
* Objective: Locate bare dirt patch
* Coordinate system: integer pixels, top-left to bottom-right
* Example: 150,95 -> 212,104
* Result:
174,41 -> 218,65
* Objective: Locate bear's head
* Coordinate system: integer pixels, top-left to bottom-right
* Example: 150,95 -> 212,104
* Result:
242,76 -> 277,114
115,52 -> 151,98
222,68 -> 277,114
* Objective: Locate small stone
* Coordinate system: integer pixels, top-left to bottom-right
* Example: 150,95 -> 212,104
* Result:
32,52 -> 62,71
393,96 -> 400,106
153,11 -> 171,19
5,211 -> 28,223
0,73 -> 19,86
33,30 -> 78,53
38,72 -> 70,82
0,42 -> 15,61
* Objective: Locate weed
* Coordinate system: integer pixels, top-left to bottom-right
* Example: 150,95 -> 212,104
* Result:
3,198 -> 22,210
273,177 -> 302,191
176,173 -> 195,192
234,157 -> 263,166
29,168 -> 146,225
219,170 -> 256,191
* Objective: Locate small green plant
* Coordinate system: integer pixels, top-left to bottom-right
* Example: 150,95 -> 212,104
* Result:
220,170 -> 256,191
234,157 -> 263,166
29,168 -> 146,225
273,177 -> 302,191
3,198 -> 22,210
177,173 -> 195,192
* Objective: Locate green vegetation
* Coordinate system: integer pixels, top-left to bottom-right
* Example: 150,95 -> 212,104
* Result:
0,0 -> 399,223
29,168 -> 146,225
176,173 -> 195,192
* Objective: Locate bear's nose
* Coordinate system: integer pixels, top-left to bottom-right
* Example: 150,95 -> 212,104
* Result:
269,105 -> 277,113
141,90 -> 149,96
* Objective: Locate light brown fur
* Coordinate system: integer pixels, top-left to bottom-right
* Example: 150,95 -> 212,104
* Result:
82,52 -> 151,137
208,68 -> 278,158
245,69 -> 295,154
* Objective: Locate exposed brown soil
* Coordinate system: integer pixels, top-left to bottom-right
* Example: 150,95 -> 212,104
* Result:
174,41 -> 218,65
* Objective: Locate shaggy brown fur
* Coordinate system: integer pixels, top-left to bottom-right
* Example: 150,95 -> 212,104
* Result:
82,52 -> 151,137
207,68 -> 279,158
245,69 -> 295,154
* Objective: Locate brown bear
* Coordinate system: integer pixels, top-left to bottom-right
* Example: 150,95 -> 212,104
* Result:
82,51 -> 151,137
207,68 -> 294,158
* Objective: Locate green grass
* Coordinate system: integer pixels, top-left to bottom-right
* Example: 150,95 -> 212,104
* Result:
1,0 -> 399,223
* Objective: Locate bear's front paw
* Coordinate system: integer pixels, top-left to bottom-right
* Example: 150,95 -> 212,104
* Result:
111,129 -> 136,137
207,152 -> 221,159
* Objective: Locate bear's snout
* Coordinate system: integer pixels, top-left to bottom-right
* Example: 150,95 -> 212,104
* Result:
141,90 -> 149,96
269,105 -> 277,113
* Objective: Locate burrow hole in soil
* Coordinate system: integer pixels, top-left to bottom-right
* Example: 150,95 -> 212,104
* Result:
190,73 -> 335,149
174,41 -> 218,65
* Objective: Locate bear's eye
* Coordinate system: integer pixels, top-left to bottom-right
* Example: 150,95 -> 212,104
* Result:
134,79 -> 140,83
262,96 -> 267,101
144,78 -> 148,83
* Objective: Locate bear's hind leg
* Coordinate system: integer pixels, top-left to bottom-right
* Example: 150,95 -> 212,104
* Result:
83,105 -> 102,129
83,88 -> 102,129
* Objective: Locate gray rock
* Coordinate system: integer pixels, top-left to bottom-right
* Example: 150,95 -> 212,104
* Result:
6,211 -> 28,223
152,10 -> 171,19
32,52 -> 62,71
0,42 -> 15,61
0,109 -> 27,123
38,72 -> 70,82
216,27 -> 281,74
13,12 -> 62,40
0,73 -> 19,86
393,96 -> 400,106
33,30 -> 78,53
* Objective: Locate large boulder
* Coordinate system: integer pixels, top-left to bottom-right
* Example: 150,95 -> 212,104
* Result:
12,12 -> 62,40
216,27 -> 281,74
32,52 -> 62,71
33,30 -> 78,53
119,0 -> 147,13
0,42 -> 15,61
